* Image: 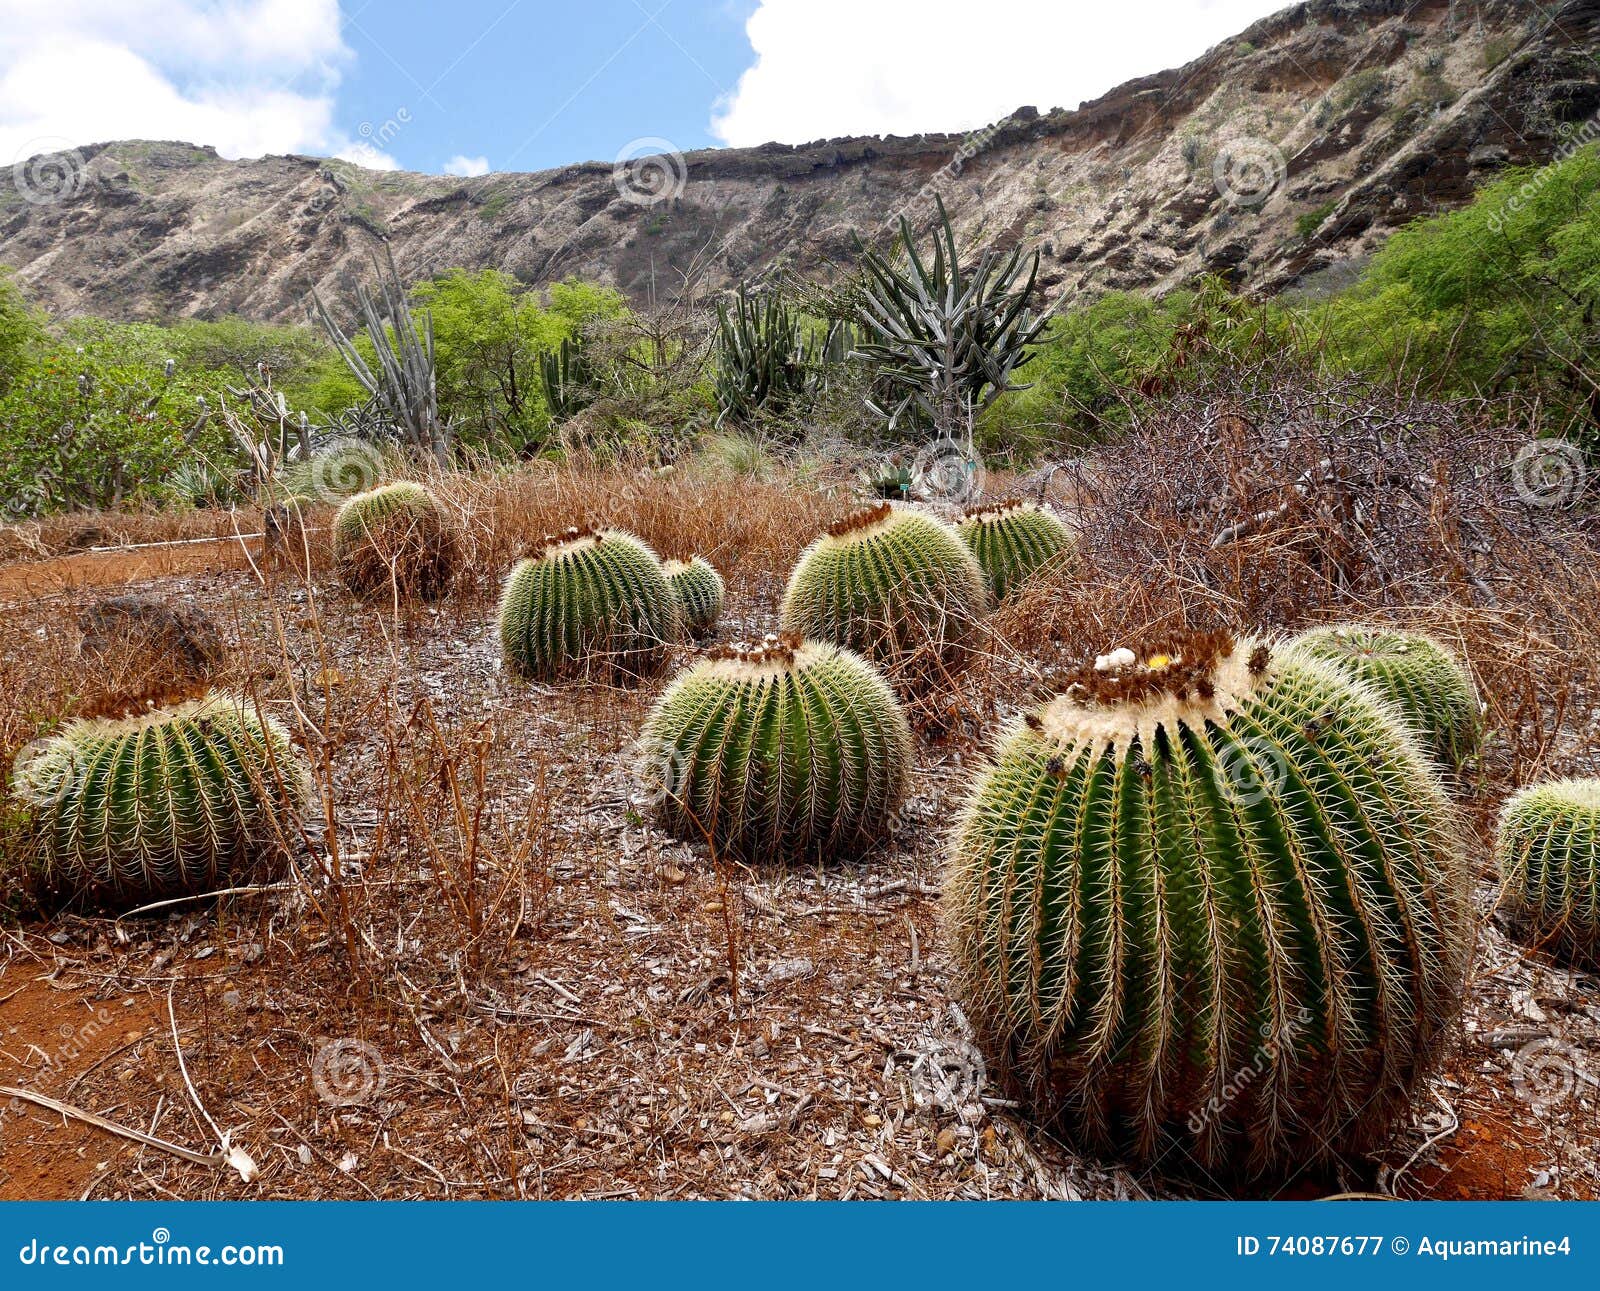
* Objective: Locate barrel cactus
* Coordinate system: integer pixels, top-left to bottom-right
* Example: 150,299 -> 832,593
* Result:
332,481 -> 459,601
946,630 -> 1470,1175
665,556 -> 725,639
499,526 -> 677,683
1497,779 -> 1600,970
779,503 -> 988,686
957,498 -> 1073,600
11,692 -> 309,907
636,634 -> 911,862
1289,625 -> 1480,770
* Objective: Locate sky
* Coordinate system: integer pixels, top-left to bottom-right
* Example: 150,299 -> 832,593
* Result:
0,0 -> 1290,176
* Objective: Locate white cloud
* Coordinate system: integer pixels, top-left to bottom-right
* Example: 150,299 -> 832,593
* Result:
444,154 -> 491,177
0,0 -> 398,168
712,0 -> 1289,146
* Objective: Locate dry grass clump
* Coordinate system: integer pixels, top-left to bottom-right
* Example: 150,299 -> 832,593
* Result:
74,594 -> 228,715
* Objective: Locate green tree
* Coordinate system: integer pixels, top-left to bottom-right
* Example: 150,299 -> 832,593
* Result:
0,268 -> 44,394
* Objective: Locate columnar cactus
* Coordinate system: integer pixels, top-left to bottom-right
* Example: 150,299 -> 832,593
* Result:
331,481 -> 459,601
946,630 -> 1470,1175
957,498 -> 1073,600
1289,625 -> 1480,770
1497,779 -> 1600,969
665,556 -> 725,639
779,503 -> 988,686
11,692 -> 309,906
636,634 -> 911,862
499,526 -> 677,682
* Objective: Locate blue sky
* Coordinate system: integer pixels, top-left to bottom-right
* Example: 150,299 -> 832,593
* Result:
0,1 -> 1289,176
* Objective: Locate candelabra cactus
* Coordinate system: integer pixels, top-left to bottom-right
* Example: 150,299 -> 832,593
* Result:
945,630 -> 1470,1175
780,503 -> 988,687
11,692 -> 309,906
636,634 -> 910,862
1497,779 -> 1600,970
499,526 -> 677,682
956,498 -> 1073,600
1289,625 -> 1481,770
665,556 -> 725,639
332,481 -> 459,601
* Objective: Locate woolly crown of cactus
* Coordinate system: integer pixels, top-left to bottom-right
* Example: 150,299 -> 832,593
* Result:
498,526 -> 677,683
664,556 -> 725,638
636,633 -> 910,863
331,481 -> 459,601
1290,624 -> 1481,770
946,629 -> 1470,1175
956,498 -> 1073,600
12,692 -> 309,907
779,503 -> 987,684
1497,778 -> 1600,970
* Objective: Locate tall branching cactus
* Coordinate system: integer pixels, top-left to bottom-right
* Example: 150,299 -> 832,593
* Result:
780,503 -> 988,688
852,196 -> 1047,436
636,634 -> 910,862
540,335 -> 594,423
12,693 -> 309,906
1497,779 -> 1600,969
714,281 -> 812,426
1290,625 -> 1481,771
310,244 -> 450,462
946,631 -> 1470,1175
498,526 -> 677,682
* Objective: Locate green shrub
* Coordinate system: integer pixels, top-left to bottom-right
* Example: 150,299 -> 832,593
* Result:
946,630 -> 1469,1174
498,527 -> 676,682
1497,779 -> 1600,970
636,634 -> 910,861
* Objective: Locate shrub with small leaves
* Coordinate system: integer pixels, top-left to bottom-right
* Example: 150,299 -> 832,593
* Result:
1497,778 -> 1600,970
946,630 -> 1469,1176
665,556 -> 725,638
957,498 -> 1073,600
331,481 -> 459,601
780,503 -> 987,686
636,634 -> 910,862
499,526 -> 677,682
11,692 -> 309,907
1290,624 -> 1480,769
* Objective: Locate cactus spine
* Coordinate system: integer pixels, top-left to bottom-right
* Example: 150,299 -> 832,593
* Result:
946,631 -> 1469,1175
499,526 -> 677,682
1497,779 -> 1600,969
957,498 -> 1073,600
1290,624 -> 1481,770
665,556 -> 725,639
636,635 -> 910,862
332,481 -> 459,601
12,692 -> 309,906
780,503 -> 988,685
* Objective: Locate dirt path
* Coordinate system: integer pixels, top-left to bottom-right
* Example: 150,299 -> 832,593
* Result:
0,967 -> 171,1200
0,537 -> 260,606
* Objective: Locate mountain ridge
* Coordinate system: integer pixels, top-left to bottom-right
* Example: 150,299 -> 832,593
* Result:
2,0 -> 1596,323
